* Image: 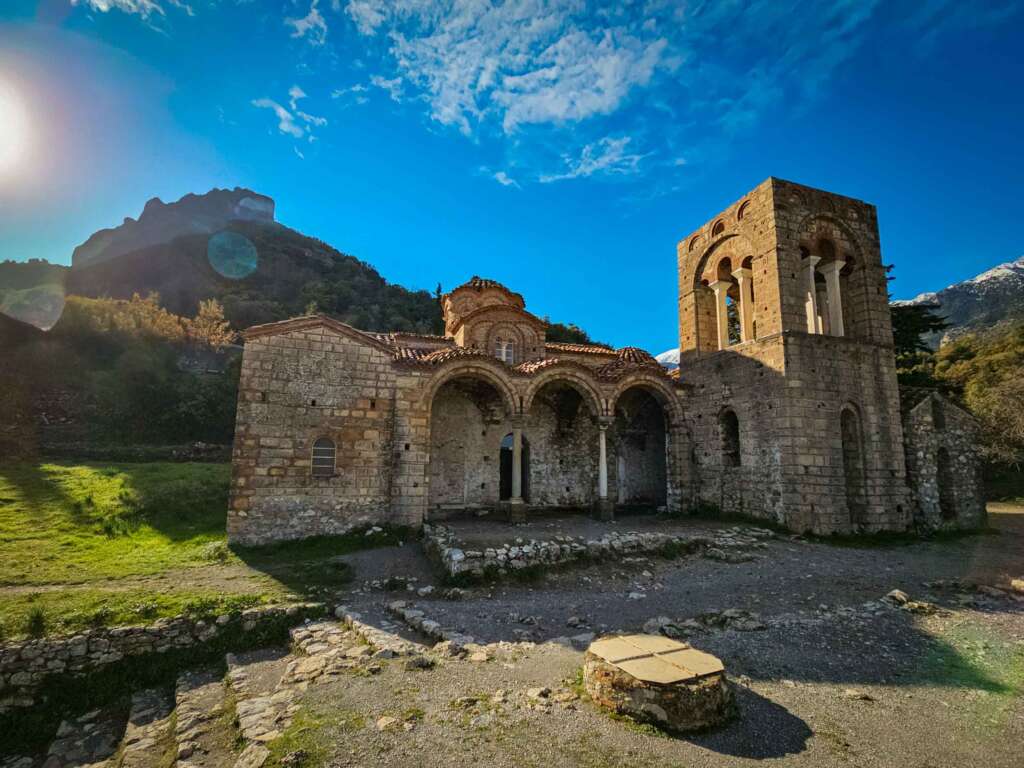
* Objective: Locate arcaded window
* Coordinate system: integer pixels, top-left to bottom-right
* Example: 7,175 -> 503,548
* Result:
720,409 -> 741,467
311,437 -> 336,477
494,338 -> 515,365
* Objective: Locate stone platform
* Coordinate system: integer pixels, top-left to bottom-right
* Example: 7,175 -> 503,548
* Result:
583,634 -> 734,732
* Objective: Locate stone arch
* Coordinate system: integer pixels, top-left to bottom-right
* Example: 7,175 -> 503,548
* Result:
718,407 -> 741,467
796,213 -> 871,339
683,233 -> 758,354
485,322 -> 527,363
423,359 -> 519,417
609,375 -> 683,426
521,364 -> 605,417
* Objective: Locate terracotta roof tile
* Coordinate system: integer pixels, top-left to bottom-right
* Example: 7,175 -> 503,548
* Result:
544,341 -> 616,355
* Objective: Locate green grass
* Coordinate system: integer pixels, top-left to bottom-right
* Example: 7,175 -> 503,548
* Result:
0,461 -> 232,586
0,461 -> 413,640
914,621 -> 1024,729
266,705 -> 366,768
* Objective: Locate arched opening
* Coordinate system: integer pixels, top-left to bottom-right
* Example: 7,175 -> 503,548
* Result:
427,375 -> 511,516
612,386 -> 668,509
311,437 -> 336,477
720,409 -> 740,467
840,408 -> 867,526
494,337 -> 515,365
524,379 -> 600,507
499,433 -> 530,502
937,447 -> 955,520
931,398 -> 946,430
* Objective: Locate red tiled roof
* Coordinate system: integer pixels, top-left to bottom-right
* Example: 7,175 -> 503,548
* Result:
544,341 -> 616,356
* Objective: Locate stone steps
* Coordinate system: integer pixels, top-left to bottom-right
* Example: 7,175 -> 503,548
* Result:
117,688 -> 175,768
172,669 -> 236,768
224,649 -> 294,768
42,707 -> 126,768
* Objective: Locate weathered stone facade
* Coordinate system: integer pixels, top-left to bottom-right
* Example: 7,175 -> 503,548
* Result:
901,389 -> 986,530
228,179 -> 982,543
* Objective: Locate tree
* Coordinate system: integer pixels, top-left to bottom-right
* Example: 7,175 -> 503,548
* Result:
890,303 -> 949,388
189,299 -> 235,350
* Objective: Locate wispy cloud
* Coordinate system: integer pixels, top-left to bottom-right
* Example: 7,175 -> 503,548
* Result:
252,86 -> 326,141
540,137 -> 648,183
493,170 -> 519,188
369,75 -> 403,102
287,0 -> 328,46
343,1 -> 670,136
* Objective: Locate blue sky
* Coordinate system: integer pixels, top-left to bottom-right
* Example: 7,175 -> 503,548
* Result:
1,0 -> 1022,353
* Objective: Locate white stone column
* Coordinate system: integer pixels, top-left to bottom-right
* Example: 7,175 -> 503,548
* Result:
820,260 -> 846,337
598,425 -> 608,500
731,267 -> 754,342
803,255 -> 821,334
709,280 -> 731,350
511,426 -> 523,501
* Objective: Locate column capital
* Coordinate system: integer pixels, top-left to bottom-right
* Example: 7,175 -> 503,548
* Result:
708,279 -> 732,294
731,267 -> 752,280
803,254 -> 821,268
819,259 -> 846,276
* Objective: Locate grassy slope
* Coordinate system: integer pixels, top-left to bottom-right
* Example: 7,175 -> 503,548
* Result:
0,461 -> 408,640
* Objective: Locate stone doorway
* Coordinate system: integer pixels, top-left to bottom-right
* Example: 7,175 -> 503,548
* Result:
499,433 -> 530,502
612,387 -> 668,508
841,407 -> 867,526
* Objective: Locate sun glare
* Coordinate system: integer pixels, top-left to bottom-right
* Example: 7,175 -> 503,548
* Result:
0,81 -> 30,173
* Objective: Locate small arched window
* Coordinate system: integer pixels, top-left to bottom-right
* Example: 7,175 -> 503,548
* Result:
737,201 -> 749,221
494,338 -> 515,365
311,437 -> 336,477
720,409 -> 741,467
712,220 -> 725,237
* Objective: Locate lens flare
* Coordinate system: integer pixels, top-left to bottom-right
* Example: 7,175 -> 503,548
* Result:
0,81 -> 30,174
207,230 -> 258,279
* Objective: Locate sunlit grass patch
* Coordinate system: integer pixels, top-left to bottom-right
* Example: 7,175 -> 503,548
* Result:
915,620 -> 1024,729
0,461 -> 232,586
266,705 -> 366,768
0,588 -> 268,641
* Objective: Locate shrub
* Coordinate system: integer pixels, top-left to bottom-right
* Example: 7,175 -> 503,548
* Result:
25,606 -> 47,638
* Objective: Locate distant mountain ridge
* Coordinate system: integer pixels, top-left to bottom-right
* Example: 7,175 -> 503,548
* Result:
72,187 -> 275,269
893,255 -> 1024,345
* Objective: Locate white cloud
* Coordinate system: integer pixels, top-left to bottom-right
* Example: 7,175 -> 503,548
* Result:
251,98 -> 304,138
287,0 -> 328,46
252,88 -> 327,140
369,75 -> 403,102
493,171 -> 519,188
344,1 -> 670,136
70,0 -> 197,19
539,136 -> 648,183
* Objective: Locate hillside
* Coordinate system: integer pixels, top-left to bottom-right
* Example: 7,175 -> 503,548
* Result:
71,187 -> 274,269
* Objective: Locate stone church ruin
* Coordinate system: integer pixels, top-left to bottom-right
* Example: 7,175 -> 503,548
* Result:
227,178 -> 983,545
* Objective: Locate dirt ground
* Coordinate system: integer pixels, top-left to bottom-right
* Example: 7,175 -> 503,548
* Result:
286,505 -> 1024,767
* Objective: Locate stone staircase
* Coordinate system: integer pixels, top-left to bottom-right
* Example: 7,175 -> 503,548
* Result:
0,617 -> 424,768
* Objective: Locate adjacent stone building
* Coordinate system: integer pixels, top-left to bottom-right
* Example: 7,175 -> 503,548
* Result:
228,178 -> 983,545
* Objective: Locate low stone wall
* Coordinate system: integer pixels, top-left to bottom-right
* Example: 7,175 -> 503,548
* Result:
0,603 -> 323,715
422,523 -> 774,579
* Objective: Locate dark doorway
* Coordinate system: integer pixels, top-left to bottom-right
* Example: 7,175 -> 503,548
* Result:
841,408 -> 867,525
499,433 -> 529,502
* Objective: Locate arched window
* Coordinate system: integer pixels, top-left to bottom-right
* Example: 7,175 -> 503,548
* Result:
494,338 -> 515,365
840,408 -> 867,525
720,409 -> 740,467
311,437 -> 336,477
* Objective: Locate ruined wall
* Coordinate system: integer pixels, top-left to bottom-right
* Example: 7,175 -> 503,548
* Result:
903,394 -> 986,530
228,325 -> 400,545
611,389 -> 668,507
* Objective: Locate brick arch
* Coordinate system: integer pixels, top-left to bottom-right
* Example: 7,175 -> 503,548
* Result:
681,233 -> 758,354
795,213 -> 866,266
520,364 -> 606,417
485,322 -> 528,360
423,359 -> 519,416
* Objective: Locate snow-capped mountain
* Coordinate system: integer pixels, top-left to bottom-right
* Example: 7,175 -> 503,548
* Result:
894,255 -> 1024,345
655,347 -> 679,370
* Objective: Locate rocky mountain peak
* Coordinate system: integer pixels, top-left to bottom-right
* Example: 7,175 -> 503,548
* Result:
71,187 -> 275,269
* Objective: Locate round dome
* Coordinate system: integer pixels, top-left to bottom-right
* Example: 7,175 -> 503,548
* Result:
616,347 -> 657,364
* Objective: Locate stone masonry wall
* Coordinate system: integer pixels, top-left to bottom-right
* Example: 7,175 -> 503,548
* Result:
0,604 -> 322,715
229,325 -> 400,545
903,395 -> 986,530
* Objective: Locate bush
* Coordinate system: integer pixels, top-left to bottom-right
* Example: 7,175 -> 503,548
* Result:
25,606 -> 47,638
